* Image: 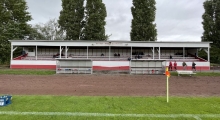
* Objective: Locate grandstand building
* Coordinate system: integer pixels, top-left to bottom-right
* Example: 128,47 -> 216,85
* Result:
9,40 -> 212,71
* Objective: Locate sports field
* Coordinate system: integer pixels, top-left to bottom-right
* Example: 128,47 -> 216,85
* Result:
0,70 -> 220,120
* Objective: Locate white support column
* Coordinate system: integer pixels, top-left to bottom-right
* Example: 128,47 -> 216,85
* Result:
11,46 -> 18,60
59,46 -> 61,58
109,46 -> 111,61
131,46 -> 132,59
208,47 -> 210,62
183,47 -> 185,59
87,46 -> 88,59
65,46 -> 67,58
36,45 -> 38,60
153,47 -> 155,59
196,48 -> 198,57
159,47 -> 161,59
11,45 -> 13,60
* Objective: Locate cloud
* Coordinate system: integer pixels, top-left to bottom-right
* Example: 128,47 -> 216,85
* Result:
26,0 -> 206,41
103,0 -> 132,40
27,0 -> 61,24
156,0 -> 205,41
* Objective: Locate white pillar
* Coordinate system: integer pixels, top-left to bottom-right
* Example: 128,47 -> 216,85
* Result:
131,46 -> 132,59
87,46 -> 88,59
11,45 -> 13,60
36,45 -> 37,60
196,49 -> 198,57
109,46 -> 111,61
65,46 -> 67,58
59,46 -> 61,58
159,47 -> 161,59
208,47 -> 210,62
153,47 -> 155,59
183,47 -> 185,59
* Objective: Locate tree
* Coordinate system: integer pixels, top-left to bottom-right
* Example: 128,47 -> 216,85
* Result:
80,0 -> 107,40
26,24 -> 47,40
201,0 -> 220,63
0,0 -> 32,64
34,18 -> 65,40
58,0 -> 84,40
130,0 -> 157,41
201,0 -> 213,42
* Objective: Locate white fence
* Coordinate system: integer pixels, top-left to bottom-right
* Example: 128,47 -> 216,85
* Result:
56,59 -> 93,74
130,60 -> 166,75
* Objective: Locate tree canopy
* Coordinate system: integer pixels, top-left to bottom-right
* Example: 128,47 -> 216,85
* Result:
80,0 -> 107,40
201,0 -> 220,63
0,0 -> 32,64
58,0 -> 84,40
130,0 -> 157,41
34,18 -> 65,40
202,0 -> 220,47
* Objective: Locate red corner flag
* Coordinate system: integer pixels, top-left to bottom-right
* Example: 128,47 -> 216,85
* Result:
165,67 -> 170,77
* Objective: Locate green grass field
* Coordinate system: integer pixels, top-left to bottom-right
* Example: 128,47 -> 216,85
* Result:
1,69 -> 220,119
0,96 -> 220,120
0,69 -> 55,75
170,71 -> 220,76
1,69 -> 220,76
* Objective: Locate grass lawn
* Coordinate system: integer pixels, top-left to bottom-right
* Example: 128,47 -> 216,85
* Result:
1,69 -> 220,76
0,95 -> 220,120
1,69 -> 220,119
170,71 -> 220,76
0,69 -> 55,75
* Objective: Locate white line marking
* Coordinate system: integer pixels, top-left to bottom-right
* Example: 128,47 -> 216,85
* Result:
0,111 -> 220,119
193,116 -> 202,120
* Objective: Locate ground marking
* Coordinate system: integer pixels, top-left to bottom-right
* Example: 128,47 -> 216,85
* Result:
1,111 -> 220,120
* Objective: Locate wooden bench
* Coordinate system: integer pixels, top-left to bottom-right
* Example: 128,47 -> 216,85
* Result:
176,70 -> 196,76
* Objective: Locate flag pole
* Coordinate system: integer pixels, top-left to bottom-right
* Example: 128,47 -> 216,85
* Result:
165,66 -> 170,103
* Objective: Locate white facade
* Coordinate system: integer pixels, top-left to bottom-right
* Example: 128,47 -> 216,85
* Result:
9,40 -> 212,71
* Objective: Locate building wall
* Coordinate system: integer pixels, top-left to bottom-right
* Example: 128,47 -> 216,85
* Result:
10,60 -> 210,71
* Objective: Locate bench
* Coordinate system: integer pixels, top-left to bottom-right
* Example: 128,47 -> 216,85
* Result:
176,70 -> 196,76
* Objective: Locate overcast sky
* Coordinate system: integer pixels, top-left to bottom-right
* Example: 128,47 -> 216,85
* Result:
26,0 -> 205,41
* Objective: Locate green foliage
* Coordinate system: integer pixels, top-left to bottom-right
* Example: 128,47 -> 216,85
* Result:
202,0 -> 220,47
198,47 -> 220,64
80,0 -> 107,40
26,24 -> 47,40
209,47 -> 220,64
198,49 -> 207,60
130,0 -> 157,41
58,0 -> 108,40
0,96 -> 220,120
201,0 -> 220,63
34,18 -> 65,40
0,0 -> 32,64
58,0 -> 84,40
